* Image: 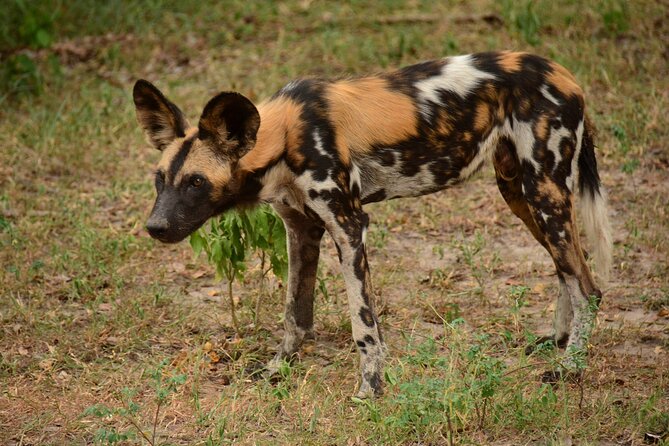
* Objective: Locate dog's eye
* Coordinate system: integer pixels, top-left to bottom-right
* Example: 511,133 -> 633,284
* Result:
190,176 -> 204,188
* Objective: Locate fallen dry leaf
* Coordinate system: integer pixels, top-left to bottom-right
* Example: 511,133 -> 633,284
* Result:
103,336 -> 119,346
39,358 -> 55,371
171,350 -> 189,368
532,283 -> 546,296
207,351 -> 221,364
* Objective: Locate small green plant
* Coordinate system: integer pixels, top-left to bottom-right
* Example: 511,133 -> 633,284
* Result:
367,329 -> 506,443
509,285 -> 530,310
442,34 -> 459,53
316,271 -> 335,303
190,205 -> 287,334
0,54 -> 43,99
405,336 -> 447,369
508,284 -> 531,331
453,231 -> 498,296
427,267 -> 454,292
83,360 -> 187,445
271,359 -> 295,401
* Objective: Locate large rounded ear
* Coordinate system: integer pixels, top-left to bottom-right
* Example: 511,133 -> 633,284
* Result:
198,92 -> 260,160
133,80 -> 189,151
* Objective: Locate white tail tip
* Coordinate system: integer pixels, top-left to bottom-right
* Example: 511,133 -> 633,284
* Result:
580,188 -> 613,283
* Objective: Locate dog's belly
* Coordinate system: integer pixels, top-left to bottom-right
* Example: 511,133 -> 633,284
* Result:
356,131 -> 500,204
357,153 -> 459,204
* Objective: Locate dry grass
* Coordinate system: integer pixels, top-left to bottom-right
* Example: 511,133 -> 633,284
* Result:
1,0 -> 668,444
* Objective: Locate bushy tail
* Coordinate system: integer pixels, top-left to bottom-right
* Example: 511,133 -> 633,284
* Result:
578,118 -> 613,283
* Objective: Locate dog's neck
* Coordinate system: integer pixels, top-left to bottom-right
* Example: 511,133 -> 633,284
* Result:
232,97 -> 302,209
238,99 -> 290,174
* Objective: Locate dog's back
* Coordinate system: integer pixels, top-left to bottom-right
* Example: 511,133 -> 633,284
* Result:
267,52 -> 586,204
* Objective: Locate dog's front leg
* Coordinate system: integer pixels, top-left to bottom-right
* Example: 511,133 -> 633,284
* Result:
327,211 -> 386,398
266,204 -> 324,374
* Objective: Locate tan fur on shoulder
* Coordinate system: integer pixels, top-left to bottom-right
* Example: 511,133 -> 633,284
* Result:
326,77 -> 419,163
239,97 -> 304,172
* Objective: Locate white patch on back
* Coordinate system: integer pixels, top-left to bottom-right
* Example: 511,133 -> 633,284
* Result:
415,55 -> 497,118
540,84 -> 561,105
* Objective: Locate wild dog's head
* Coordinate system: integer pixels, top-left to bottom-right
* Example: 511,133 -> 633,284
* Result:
133,80 -> 260,243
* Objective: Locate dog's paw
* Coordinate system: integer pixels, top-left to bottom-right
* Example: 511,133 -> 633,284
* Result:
525,334 -> 569,355
355,374 -> 384,399
540,368 -> 583,386
355,384 -> 382,400
243,361 -> 267,381
540,369 -> 563,384
525,336 -> 557,355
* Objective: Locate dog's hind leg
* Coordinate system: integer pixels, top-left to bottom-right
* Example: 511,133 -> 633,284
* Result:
514,121 -> 603,379
494,137 -> 572,353
526,189 -> 600,380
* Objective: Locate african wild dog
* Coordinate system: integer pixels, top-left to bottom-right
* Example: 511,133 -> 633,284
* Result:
133,51 -> 612,397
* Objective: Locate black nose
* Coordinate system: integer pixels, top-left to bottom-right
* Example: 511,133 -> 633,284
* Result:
146,219 -> 169,238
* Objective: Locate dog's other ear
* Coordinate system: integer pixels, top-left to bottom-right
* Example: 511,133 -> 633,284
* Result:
133,80 -> 189,151
198,92 -> 260,160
